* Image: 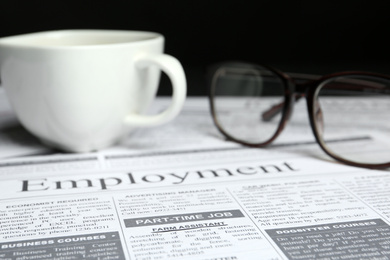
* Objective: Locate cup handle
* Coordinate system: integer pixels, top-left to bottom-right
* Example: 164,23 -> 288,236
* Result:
123,53 -> 187,127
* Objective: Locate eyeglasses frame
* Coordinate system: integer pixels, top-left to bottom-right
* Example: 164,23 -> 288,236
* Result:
208,61 -> 390,169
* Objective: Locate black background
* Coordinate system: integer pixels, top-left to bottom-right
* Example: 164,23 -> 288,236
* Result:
1,0 -> 390,95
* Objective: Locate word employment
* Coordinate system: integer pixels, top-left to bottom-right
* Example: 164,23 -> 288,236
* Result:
21,161 -> 298,192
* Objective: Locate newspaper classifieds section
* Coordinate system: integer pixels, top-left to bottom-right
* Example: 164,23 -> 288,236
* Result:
227,178 -> 379,228
266,219 -> 390,260
115,188 -> 280,260
0,196 -> 127,260
0,188 -> 282,260
0,187 -> 279,260
111,171 -> 390,260
0,197 -> 121,240
225,171 -> 390,260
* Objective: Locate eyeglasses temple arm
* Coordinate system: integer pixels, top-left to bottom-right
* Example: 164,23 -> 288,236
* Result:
262,94 -> 302,121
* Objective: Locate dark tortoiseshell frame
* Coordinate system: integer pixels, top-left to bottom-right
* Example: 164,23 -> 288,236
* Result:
208,61 -> 390,169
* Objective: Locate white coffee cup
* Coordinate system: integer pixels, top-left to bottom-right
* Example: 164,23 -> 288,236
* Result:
0,30 -> 186,152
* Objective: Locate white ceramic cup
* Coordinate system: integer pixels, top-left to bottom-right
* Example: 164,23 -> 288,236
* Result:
0,30 -> 186,152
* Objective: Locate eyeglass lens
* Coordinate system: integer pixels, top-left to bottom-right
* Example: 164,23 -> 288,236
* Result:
211,64 -> 285,144
314,75 -> 390,165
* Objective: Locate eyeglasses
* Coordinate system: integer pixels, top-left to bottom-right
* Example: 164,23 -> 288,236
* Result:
207,61 -> 390,169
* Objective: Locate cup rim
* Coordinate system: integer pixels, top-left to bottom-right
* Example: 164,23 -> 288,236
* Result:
0,29 -> 163,49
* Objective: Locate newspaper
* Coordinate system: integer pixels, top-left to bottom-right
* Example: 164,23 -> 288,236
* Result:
0,149 -> 389,260
0,90 -> 389,259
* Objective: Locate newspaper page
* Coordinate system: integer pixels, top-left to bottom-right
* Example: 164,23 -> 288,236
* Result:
0,148 -> 389,260
0,90 -> 390,259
